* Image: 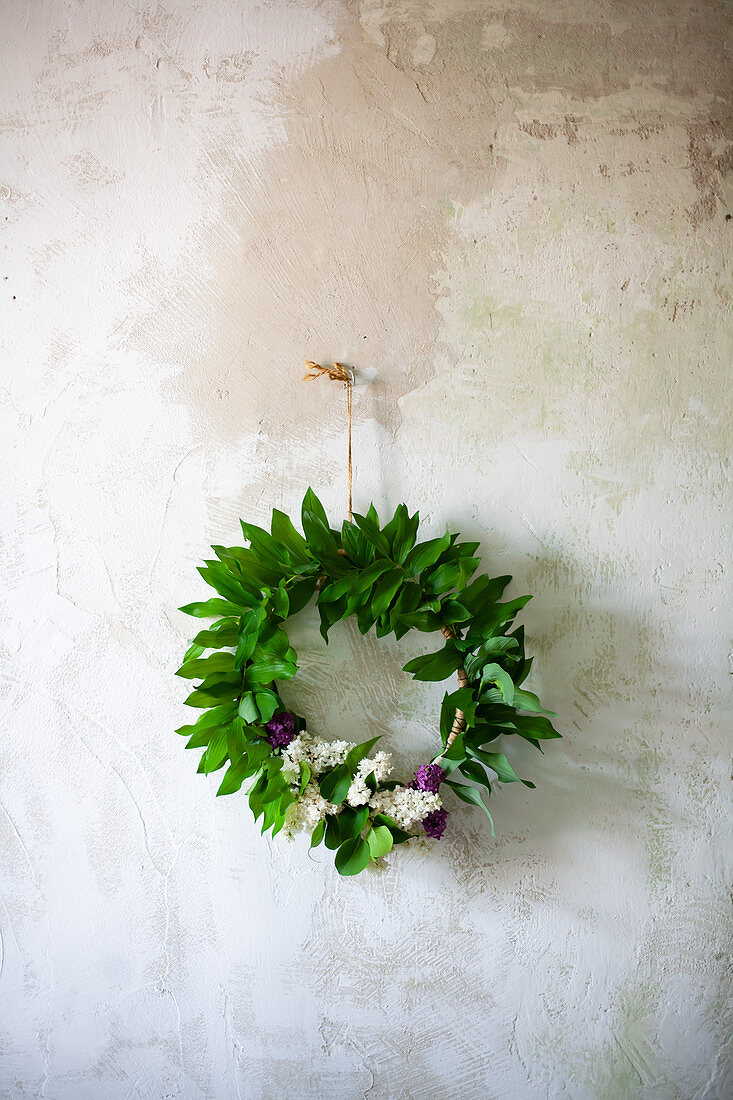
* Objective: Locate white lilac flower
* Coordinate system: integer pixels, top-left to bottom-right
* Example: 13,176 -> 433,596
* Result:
281,735 -> 393,782
282,734 -> 355,777
308,739 -> 353,774
280,734 -> 313,784
368,786 -> 442,832
283,782 -> 339,837
346,774 -> 371,807
360,751 -> 392,783
346,750 -> 394,806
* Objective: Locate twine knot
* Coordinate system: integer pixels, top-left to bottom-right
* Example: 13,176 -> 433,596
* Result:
303,361 -> 354,385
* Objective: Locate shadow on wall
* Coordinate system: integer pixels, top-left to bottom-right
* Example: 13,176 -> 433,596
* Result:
399,534 -> 684,899
279,525 -> 673,897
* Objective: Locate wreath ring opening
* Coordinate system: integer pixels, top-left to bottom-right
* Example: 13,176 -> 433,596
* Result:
176,488 -> 560,876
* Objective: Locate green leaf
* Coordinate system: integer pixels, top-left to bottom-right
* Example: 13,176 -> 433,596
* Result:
201,728 -> 229,774
176,703 -> 237,739
185,725 -> 217,750
436,733 -> 466,775
182,642 -> 205,663
371,568 -> 404,617
324,815 -> 342,849
244,740 -> 270,775
467,748 -> 535,788
302,509 -> 338,556
351,557 -> 393,594
239,519 -> 291,568
246,656 -> 297,685
271,508 -> 311,562
233,604 -> 267,668
340,521 -> 372,566
350,510 -> 391,557
344,736 -> 381,773
191,619 -> 239,648
271,585 -> 289,619
382,504 -> 419,563
226,718 -> 247,763
247,770 -> 268,819
371,813 -> 413,844
310,819 -> 326,848
465,595 -> 532,644
510,714 -> 561,740
423,560 -> 466,594
237,692 -> 259,723
215,546 -> 281,588
319,763 -> 352,804
453,539 -> 480,558
458,758 -> 493,789
179,598 -> 249,618
444,779 -> 495,834
461,721 -> 503,745
464,636 -> 519,678
233,631 -> 257,668
255,690 -> 280,723
337,805 -> 369,841
381,502 -> 406,545
440,599 -> 471,624
217,756 -> 251,796
256,625 -> 292,658
318,595 -> 347,643
512,656 -> 533,687
392,580 -> 421,616
460,573 -> 512,613
287,577 -> 318,616
398,608 -> 443,632
334,836 -> 371,876
198,562 -> 259,607
403,642 -> 464,682
176,651 -> 236,679
481,663 -> 515,706
374,613 -> 392,639
251,760 -> 291,830
391,507 -> 420,564
197,670 -> 242,691
355,601 -> 378,635
299,760 -> 312,795
317,571 -> 360,604
513,688 -> 556,716
184,678 -> 241,707
302,487 -> 330,530
403,532 -> 451,577
366,824 -> 393,859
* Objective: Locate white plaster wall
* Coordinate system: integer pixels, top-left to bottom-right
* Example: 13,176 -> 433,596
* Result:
1,1 -> 731,1097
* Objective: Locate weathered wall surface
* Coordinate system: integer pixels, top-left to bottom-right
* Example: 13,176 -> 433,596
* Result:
1,1 -> 731,1097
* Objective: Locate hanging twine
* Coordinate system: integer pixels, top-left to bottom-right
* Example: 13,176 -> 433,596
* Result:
303,361 -> 353,522
303,358 -> 467,749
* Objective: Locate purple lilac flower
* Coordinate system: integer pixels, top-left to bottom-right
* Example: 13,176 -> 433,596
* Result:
423,808 -> 448,839
265,710 -> 296,749
411,763 -> 446,794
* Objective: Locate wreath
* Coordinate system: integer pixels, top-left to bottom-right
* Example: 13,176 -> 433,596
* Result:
175,487 -> 560,876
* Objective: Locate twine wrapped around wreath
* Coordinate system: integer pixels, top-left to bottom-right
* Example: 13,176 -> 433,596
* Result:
303,360 -> 467,748
442,624 -> 468,746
